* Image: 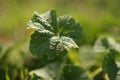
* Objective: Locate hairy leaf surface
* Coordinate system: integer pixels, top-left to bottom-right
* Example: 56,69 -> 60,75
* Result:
27,9 -> 83,58
57,16 -> 83,45
30,31 -> 56,59
49,36 -> 78,51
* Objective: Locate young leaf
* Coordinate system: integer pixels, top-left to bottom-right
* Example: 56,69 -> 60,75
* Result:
40,9 -> 57,33
27,9 -> 83,58
57,16 -> 83,45
27,10 -> 56,35
30,31 -> 57,58
49,36 -> 78,52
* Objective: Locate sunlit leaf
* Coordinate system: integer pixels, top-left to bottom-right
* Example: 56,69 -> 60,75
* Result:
27,9 -> 83,58
57,16 -> 83,45
49,36 -> 78,52
27,10 -> 57,35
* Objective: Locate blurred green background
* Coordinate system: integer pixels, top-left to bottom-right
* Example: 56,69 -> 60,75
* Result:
0,0 -> 120,45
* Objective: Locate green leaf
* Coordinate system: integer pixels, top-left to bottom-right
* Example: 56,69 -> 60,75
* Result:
27,10 -> 56,35
29,63 -> 63,80
109,49 -> 120,60
94,36 -> 120,80
57,16 -> 83,45
101,38 -> 109,49
28,9 -> 83,58
30,31 -> 56,59
40,9 -> 57,33
49,36 -> 78,52
102,53 -> 118,80
62,65 -> 89,80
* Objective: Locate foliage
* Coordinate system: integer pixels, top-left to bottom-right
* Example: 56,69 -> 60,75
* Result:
94,36 -> 120,80
27,9 -> 83,59
0,9 -> 120,80
27,9 -> 87,80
